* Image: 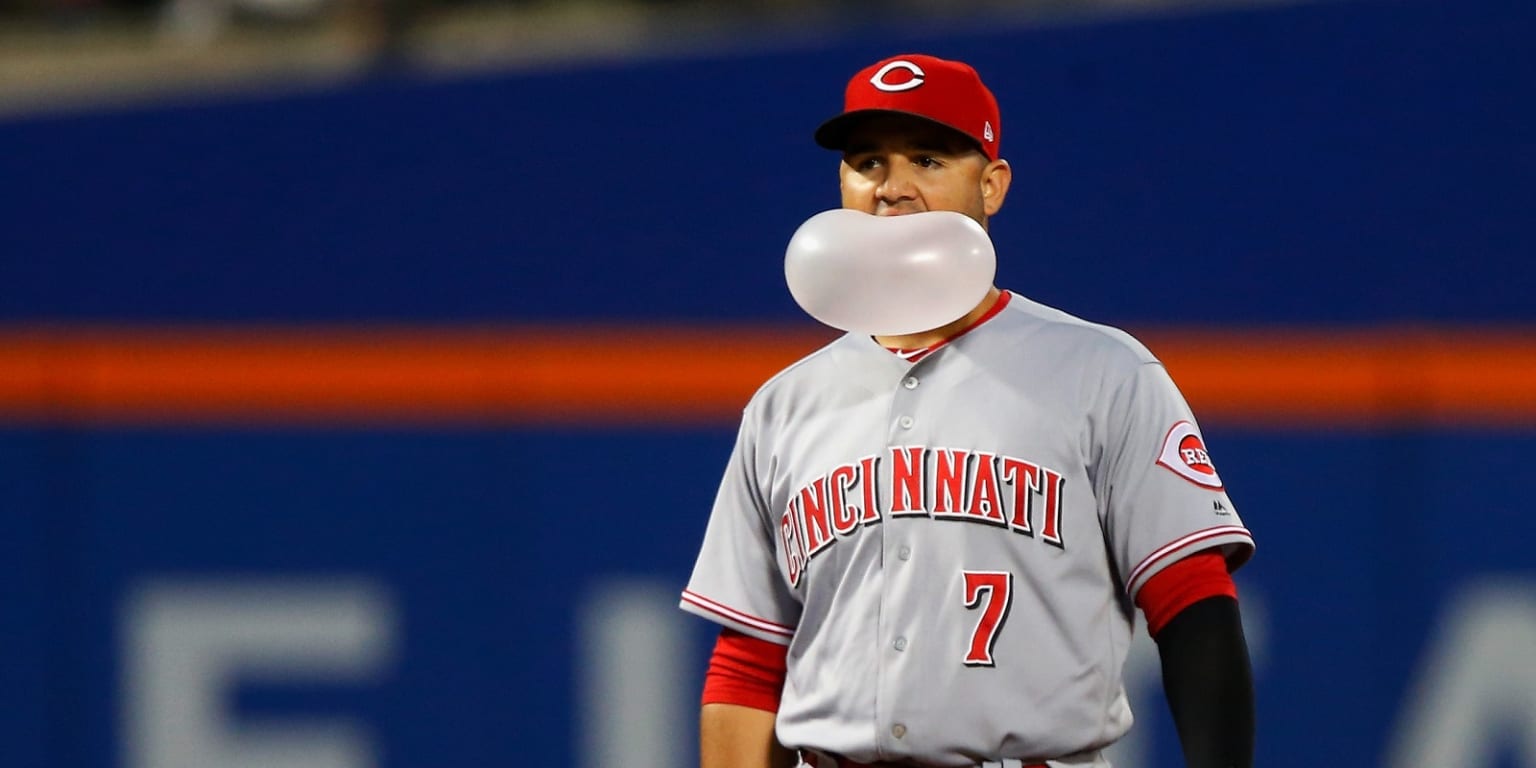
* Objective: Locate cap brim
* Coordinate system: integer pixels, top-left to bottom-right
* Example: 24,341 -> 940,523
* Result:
814,109 -> 988,157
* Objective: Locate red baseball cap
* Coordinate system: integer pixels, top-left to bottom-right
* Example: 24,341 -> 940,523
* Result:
815,54 -> 1001,160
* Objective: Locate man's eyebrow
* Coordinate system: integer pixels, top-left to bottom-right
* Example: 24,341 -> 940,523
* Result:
911,136 -> 974,154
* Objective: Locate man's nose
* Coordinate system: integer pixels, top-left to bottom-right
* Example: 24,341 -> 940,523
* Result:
876,161 -> 918,202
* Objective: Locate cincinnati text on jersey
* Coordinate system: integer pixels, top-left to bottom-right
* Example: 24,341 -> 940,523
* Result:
779,446 -> 1066,586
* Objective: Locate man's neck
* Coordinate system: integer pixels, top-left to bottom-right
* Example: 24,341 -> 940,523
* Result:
874,287 -> 1004,350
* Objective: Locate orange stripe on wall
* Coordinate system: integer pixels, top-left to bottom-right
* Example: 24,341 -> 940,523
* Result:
0,326 -> 837,427
1,325 -> 1533,428
1140,328 -> 1536,428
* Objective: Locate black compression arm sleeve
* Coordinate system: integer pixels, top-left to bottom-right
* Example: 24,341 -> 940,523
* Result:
1154,595 -> 1255,768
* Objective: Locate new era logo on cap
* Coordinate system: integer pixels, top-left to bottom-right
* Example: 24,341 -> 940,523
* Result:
815,53 -> 1002,160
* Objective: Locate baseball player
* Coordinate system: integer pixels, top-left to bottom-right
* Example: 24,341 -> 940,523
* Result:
680,54 -> 1256,768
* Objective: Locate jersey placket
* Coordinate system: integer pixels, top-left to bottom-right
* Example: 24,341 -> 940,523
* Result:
874,356 -> 931,757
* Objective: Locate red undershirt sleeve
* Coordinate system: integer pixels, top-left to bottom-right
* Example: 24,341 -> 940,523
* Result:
1135,549 -> 1239,638
701,627 -> 789,712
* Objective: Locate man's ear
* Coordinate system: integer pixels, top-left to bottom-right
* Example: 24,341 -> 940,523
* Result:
981,159 -> 1012,217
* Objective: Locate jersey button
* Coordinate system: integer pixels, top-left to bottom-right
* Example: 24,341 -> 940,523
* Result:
897,545 -> 911,561
898,416 -> 914,429
893,636 -> 907,651
892,724 -> 907,739
902,376 -> 919,389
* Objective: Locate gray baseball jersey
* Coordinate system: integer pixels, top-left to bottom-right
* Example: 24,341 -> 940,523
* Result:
680,291 -> 1255,766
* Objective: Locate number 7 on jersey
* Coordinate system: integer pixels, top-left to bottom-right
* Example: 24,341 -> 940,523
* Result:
961,570 -> 1013,667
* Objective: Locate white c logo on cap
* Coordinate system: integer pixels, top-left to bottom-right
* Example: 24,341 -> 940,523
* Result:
870,60 -> 926,92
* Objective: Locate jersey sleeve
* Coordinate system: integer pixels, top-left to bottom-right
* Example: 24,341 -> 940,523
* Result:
1096,360 -> 1255,601
680,408 -> 802,645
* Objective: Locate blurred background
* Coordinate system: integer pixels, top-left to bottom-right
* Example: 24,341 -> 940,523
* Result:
2,0 -> 1534,766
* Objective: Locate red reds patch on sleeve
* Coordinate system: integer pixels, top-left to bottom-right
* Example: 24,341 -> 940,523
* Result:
1156,420 -> 1224,490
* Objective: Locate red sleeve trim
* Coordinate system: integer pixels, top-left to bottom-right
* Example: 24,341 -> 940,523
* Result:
1135,550 -> 1238,638
681,590 -> 796,639
701,628 -> 789,712
1126,524 -> 1253,591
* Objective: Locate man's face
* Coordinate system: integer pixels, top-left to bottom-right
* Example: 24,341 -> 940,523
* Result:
838,113 -> 1011,226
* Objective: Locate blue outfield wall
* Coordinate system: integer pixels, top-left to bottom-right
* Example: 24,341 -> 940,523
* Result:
0,0 -> 1532,325
2,0 -> 1536,766
2,427 -> 1535,767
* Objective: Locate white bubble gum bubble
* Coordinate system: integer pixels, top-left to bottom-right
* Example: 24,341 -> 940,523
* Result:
784,209 -> 997,336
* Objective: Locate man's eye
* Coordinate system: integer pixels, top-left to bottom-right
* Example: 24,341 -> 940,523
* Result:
917,156 -> 943,168
854,157 -> 882,171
